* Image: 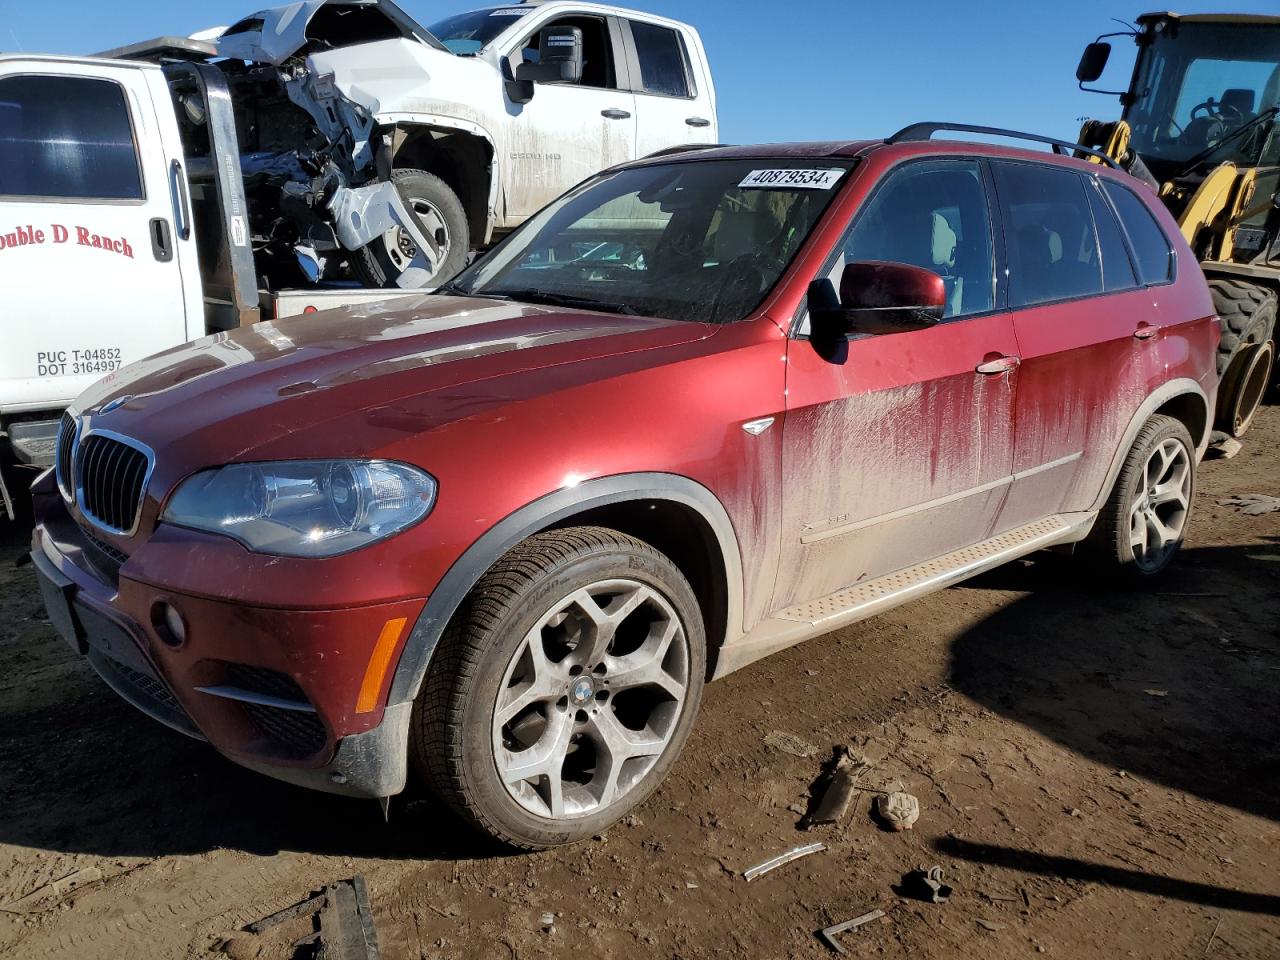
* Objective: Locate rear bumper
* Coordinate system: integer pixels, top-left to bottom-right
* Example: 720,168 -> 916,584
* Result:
31,491 -> 424,799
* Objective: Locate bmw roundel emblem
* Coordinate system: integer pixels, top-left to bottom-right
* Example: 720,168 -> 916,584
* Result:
100,395 -> 133,414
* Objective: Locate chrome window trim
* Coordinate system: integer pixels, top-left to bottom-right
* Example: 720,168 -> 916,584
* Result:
55,413 -> 79,504
74,427 -> 156,538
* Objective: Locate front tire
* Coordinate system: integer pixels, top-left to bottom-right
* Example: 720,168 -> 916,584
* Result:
1209,278 -> 1276,437
1083,414 -> 1196,580
351,169 -> 470,290
412,527 -> 706,850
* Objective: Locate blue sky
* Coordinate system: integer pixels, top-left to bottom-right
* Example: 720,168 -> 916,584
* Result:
2,0 -> 1277,144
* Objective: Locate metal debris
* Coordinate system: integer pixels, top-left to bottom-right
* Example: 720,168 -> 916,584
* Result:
244,876 -> 379,960
763,729 -> 819,758
1144,689 -> 1169,698
743,842 -> 826,881
1220,494 -> 1280,516
817,908 -> 886,954
806,748 -> 872,829
901,866 -> 952,904
875,791 -> 920,831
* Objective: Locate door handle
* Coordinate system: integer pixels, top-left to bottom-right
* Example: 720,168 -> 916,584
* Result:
686,116 -> 711,128
601,108 -> 631,120
149,218 -> 173,263
1134,323 -> 1158,340
976,355 -> 1020,375
169,159 -> 191,241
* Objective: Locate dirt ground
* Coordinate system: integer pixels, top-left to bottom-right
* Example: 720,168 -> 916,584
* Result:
1,411 -> 1278,960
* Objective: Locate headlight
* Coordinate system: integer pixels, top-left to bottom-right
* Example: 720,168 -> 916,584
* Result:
162,460 -> 437,558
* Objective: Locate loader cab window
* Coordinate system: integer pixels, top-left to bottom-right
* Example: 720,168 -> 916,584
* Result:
518,16 -> 616,89
1126,21 -> 1280,168
0,75 -> 142,201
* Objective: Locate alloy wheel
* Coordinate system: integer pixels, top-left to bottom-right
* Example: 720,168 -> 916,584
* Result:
383,196 -> 452,279
1128,436 -> 1192,572
492,579 -> 690,820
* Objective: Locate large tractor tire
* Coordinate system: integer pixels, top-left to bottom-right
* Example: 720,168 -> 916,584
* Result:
1209,278 -> 1276,438
351,169 -> 470,290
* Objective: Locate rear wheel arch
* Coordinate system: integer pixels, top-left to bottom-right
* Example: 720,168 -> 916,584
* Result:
386,474 -> 745,708
1088,379 -> 1210,515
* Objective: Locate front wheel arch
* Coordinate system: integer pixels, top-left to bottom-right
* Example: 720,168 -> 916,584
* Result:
385,474 -> 745,708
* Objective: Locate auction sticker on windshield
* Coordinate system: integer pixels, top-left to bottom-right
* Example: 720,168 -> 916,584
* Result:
739,169 -> 844,190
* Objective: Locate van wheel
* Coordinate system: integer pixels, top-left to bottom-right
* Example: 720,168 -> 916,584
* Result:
351,169 -> 469,290
1084,415 -> 1196,580
1210,278 -> 1276,437
412,527 -> 705,850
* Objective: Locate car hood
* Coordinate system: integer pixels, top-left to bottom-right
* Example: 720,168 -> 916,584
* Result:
211,0 -> 444,65
73,295 -> 719,467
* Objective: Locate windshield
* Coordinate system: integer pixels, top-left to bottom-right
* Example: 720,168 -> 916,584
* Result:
447,159 -> 855,324
427,7 -> 530,55
1126,22 -> 1280,167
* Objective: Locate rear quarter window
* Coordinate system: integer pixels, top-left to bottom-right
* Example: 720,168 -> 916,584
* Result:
1102,180 -> 1175,285
0,75 -> 142,201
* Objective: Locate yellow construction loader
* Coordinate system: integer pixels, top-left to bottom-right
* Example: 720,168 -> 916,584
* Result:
1076,12 -> 1279,437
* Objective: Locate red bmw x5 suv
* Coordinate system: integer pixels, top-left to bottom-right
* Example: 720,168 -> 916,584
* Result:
33,126 -> 1218,849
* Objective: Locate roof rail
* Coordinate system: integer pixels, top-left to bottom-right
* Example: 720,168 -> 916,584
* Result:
642,143 -> 730,160
887,122 -> 1122,170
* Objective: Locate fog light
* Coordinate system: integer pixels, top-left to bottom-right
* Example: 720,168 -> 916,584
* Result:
153,601 -> 188,648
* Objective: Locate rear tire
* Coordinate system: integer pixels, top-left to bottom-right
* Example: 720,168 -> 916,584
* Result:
1083,415 -> 1196,581
411,527 -> 706,850
1209,278 -> 1276,437
350,169 -> 469,290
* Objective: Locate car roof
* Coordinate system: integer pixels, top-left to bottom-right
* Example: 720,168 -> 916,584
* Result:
628,137 -> 1117,176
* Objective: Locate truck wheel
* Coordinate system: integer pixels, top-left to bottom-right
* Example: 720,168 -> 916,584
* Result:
1083,414 -> 1196,581
1210,278 -> 1276,437
412,527 -> 706,850
351,169 -> 469,290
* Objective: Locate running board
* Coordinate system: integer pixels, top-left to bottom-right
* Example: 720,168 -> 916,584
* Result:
713,512 -> 1095,678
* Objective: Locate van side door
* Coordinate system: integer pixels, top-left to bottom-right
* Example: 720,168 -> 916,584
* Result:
0,58 -> 198,415
619,18 -> 718,157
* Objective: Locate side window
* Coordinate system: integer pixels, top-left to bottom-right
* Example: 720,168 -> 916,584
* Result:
0,75 -> 142,201
520,16 -> 616,89
841,160 -> 994,320
1086,180 -> 1138,291
995,163 -> 1102,307
629,21 -> 691,98
1103,181 -> 1175,285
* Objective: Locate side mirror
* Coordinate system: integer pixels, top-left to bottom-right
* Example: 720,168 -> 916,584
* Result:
1076,42 -> 1111,83
810,261 -> 945,338
505,77 -> 535,104
515,25 -> 584,85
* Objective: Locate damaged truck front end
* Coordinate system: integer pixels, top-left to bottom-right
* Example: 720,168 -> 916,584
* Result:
111,0 -> 488,290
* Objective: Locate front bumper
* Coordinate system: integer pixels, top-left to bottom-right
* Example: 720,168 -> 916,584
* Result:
31,492 -> 426,799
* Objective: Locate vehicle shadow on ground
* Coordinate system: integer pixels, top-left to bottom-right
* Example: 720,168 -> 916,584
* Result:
0,523 -> 506,864
943,541 -> 1280,913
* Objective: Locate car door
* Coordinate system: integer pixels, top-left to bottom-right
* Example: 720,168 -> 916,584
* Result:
0,60 -> 193,413
501,15 -> 637,220
621,18 -> 718,157
772,158 -> 1018,612
989,161 -> 1163,531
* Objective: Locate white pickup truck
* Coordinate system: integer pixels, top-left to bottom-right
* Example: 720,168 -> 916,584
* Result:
0,0 -> 719,517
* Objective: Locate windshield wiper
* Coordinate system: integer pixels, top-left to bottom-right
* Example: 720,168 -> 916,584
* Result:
486,289 -> 641,316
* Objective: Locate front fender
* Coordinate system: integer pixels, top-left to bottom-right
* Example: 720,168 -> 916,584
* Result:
385,472 -> 745,706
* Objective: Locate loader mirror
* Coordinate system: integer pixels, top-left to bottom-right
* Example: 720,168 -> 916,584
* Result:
1077,42 -> 1111,84
515,26 -> 584,85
